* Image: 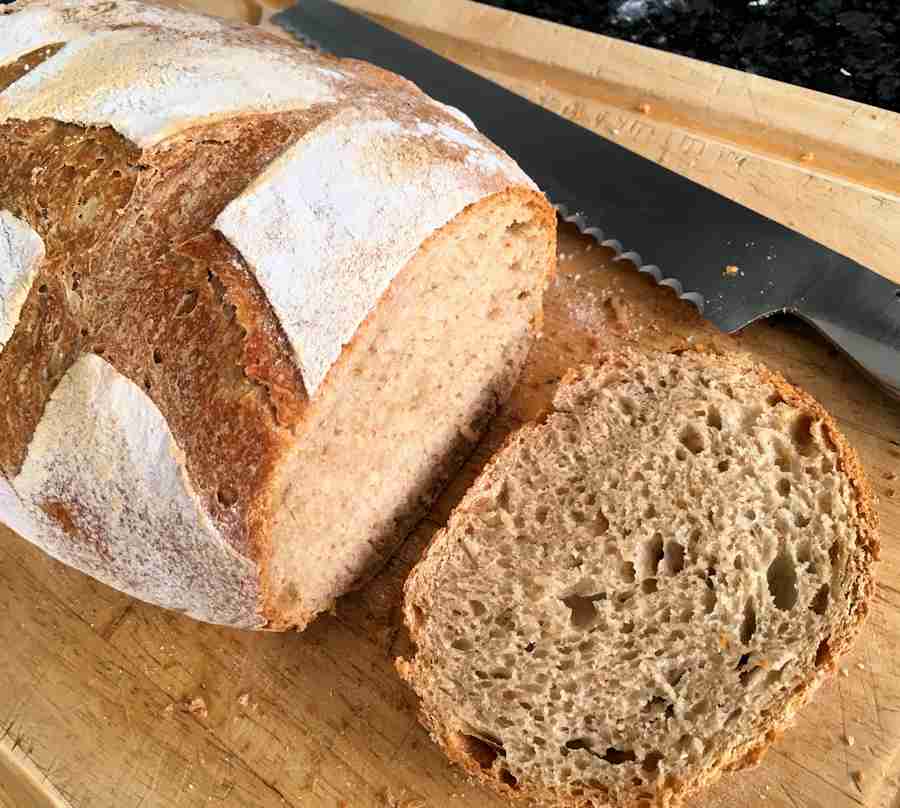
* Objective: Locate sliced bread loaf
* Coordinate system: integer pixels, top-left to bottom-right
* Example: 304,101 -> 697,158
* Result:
0,0 -> 555,629
399,349 -> 878,807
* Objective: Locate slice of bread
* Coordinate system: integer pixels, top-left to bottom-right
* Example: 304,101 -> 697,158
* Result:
399,349 -> 878,807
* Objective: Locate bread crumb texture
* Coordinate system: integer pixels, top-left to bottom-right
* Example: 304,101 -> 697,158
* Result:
402,349 -> 877,807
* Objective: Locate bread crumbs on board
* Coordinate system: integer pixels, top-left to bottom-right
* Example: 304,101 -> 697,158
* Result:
186,696 -> 208,719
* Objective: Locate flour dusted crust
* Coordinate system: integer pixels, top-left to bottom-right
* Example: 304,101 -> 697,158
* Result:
0,0 -> 555,628
0,0 -> 341,145
14,353 -> 263,627
0,209 -> 44,348
216,103 -> 533,394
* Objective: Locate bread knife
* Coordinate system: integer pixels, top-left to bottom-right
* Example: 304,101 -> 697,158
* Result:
272,0 -> 900,401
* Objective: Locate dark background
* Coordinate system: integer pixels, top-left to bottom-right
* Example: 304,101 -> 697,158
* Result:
475,0 -> 900,112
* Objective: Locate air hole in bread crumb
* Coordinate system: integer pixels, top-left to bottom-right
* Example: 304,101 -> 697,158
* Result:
766,666 -> 785,687
688,698 -> 709,719
679,425 -> 705,455
644,503 -> 657,520
642,752 -> 663,774
153,348 -> 163,365
706,407 -> 723,430
791,414 -> 818,456
38,284 -> 48,294
175,289 -> 199,317
561,593 -> 606,630
411,604 -> 425,632
774,444 -> 792,473
739,667 -> 763,688
536,506 -> 549,525
499,769 -> 518,788
736,653 -> 751,670
456,733 -> 502,770
217,486 -> 237,507
601,747 -> 637,765
675,447 -> 688,462
643,696 -> 667,714
810,584 -> 830,616
642,578 -> 658,594
470,600 -> 486,616
815,637 -> 831,667
663,542 -> 685,575
496,481 -> 510,513
621,562 -> 636,583
451,638 -> 472,651
740,599 -> 757,644
768,550 -> 798,610
726,707 -> 743,725
640,534 -> 665,578
795,512 -> 811,528
717,459 -> 730,473
665,667 -> 685,688
703,587 -> 717,614
777,477 -> 791,497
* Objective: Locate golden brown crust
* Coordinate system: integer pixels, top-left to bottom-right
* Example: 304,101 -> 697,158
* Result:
400,348 -> 878,808
0,109 -> 320,566
0,117 -> 143,478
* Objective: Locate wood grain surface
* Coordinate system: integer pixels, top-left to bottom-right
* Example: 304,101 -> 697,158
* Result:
2,2 -> 899,807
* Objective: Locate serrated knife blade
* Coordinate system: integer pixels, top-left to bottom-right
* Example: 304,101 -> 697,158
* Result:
273,0 -> 900,400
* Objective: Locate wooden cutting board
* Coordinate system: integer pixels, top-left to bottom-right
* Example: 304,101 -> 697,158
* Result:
2,2 -> 899,807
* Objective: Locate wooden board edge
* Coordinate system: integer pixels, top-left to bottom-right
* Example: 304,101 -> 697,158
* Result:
341,0 -> 900,194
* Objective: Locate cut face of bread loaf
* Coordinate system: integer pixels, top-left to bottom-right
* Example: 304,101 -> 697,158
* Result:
401,350 -> 878,807
0,0 -> 556,629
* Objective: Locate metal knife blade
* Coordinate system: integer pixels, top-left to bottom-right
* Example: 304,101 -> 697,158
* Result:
273,0 -> 900,399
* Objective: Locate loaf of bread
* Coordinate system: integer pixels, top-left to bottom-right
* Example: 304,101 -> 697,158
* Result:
0,0 -> 556,629
400,350 -> 878,806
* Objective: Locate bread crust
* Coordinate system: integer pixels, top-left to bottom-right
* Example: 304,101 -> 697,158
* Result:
0,0 -> 555,627
400,348 -> 878,807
